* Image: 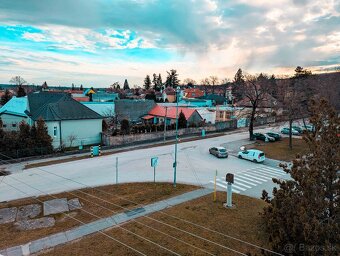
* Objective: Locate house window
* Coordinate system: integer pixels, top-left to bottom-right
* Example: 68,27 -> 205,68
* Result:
219,112 -> 224,119
12,123 -> 17,128
2,124 -> 6,128
53,126 -> 58,137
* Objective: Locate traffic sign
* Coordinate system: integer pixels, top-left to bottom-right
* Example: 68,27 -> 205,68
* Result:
151,157 -> 159,167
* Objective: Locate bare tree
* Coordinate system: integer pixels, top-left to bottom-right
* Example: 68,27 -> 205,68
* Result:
183,78 -> 196,87
67,134 -> 77,148
237,74 -> 272,140
10,76 -> 26,86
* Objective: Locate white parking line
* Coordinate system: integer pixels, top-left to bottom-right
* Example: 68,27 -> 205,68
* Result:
234,178 -> 257,186
235,175 -> 262,184
242,173 -> 268,182
210,181 -> 241,193
254,169 -> 283,177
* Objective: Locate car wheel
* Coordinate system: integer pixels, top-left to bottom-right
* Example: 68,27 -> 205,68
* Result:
253,159 -> 258,163
238,155 -> 242,159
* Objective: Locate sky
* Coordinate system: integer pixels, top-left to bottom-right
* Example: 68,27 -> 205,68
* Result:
0,0 -> 339,87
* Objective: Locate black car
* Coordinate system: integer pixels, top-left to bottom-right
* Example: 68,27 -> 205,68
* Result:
266,132 -> 281,141
253,133 -> 275,142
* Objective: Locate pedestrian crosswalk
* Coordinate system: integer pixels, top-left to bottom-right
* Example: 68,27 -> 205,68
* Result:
210,165 -> 287,194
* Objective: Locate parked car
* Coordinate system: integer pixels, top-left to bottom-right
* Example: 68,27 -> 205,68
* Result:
209,147 -> 228,158
281,127 -> 300,135
253,133 -> 275,142
238,149 -> 265,163
266,132 -> 281,141
304,124 -> 315,132
292,126 -> 304,134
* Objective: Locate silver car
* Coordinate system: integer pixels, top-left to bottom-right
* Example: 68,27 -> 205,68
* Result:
209,147 -> 228,158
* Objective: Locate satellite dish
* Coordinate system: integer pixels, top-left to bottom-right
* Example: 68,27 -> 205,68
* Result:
240,146 -> 246,151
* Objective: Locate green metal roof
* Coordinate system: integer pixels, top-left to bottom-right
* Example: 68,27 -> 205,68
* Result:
27,92 -> 103,121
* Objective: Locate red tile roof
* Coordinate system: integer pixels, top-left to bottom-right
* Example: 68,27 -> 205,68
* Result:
142,115 -> 154,120
148,105 -> 198,119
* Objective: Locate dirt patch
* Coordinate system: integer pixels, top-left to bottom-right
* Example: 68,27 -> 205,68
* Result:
0,182 -> 196,250
41,192 -> 269,256
250,137 -> 308,161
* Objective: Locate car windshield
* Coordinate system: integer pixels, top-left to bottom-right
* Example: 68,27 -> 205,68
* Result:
219,149 -> 226,153
259,153 -> 265,157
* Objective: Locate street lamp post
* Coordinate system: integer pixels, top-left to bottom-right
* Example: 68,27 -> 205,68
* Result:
173,86 -> 180,187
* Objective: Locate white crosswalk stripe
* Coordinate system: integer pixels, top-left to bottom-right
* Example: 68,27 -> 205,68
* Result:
211,165 -> 286,194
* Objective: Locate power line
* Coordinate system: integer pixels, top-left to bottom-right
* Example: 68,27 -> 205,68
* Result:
0,160 -> 245,256
0,169 -> 180,256
0,158 -> 247,256
1,166 -> 215,256
1,179 -> 147,256
0,153 -> 282,255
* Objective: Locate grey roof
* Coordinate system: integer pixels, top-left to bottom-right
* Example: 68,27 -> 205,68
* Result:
115,99 -> 156,122
27,92 -> 103,121
198,94 -> 226,105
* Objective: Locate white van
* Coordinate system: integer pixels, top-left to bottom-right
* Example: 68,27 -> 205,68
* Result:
238,149 -> 266,163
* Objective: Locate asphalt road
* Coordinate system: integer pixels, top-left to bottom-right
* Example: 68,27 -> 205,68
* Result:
0,124 -> 294,202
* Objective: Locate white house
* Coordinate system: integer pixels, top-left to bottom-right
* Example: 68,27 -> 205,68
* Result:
0,92 -> 103,149
0,96 -> 28,131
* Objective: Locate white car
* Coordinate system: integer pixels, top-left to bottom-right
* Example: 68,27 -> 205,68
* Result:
238,149 -> 266,163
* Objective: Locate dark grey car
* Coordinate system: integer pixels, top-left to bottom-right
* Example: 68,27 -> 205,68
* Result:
209,147 -> 228,158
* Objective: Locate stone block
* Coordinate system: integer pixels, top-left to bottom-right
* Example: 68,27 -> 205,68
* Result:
68,198 -> 82,211
43,198 -> 69,216
16,204 -> 41,221
0,207 -> 17,224
5,246 -> 22,256
14,217 -> 55,231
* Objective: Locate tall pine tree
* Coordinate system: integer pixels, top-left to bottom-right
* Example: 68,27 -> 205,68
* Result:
165,69 -> 180,88
144,75 -> 151,90
262,99 -> 340,255
232,68 -> 244,102
0,89 -> 12,106
123,79 -> 130,90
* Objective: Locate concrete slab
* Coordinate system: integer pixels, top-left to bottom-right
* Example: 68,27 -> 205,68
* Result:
4,246 -> 22,256
48,233 -> 68,247
29,237 -> 51,254
0,207 -> 17,224
43,198 -> 69,216
68,198 -> 82,211
16,204 -> 41,221
14,217 -> 55,231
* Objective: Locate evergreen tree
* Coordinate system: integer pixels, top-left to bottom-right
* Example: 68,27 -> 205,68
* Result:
35,118 -> 53,152
17,85 -> 26,97
71,83 -> 75,90
18,121 -> 30,147
0,89 -> 12,106
157,73 -> 163,91
120,119 -> 130,135
123,79 -> 130,90
232,68 -> 244,102
262,99 -> 340,255
152,73 -> 157,90
178,111 -> 187,128
165,69 -> 180,88
80,84 -> 83,91
269,74 -> 278,99
144,75 -> 151,90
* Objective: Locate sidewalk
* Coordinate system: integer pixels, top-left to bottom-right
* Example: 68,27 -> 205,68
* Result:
0,187 -> 213,256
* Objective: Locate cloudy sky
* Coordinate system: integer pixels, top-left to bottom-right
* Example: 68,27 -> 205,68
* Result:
0,0 -> 339,87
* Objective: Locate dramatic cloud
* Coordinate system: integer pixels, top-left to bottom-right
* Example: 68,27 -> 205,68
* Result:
0,0 -> 338,86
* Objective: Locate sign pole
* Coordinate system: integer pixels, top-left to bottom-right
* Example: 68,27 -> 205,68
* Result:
153,165 -> 156,183
227,182 -> 232,207
115,157 -> 118,184
213,170 -> 217,202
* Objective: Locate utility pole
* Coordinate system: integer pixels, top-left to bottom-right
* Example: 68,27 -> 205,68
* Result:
115,157 -> 118,184
163,106 -> 168,143
173,87 -> 180,187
